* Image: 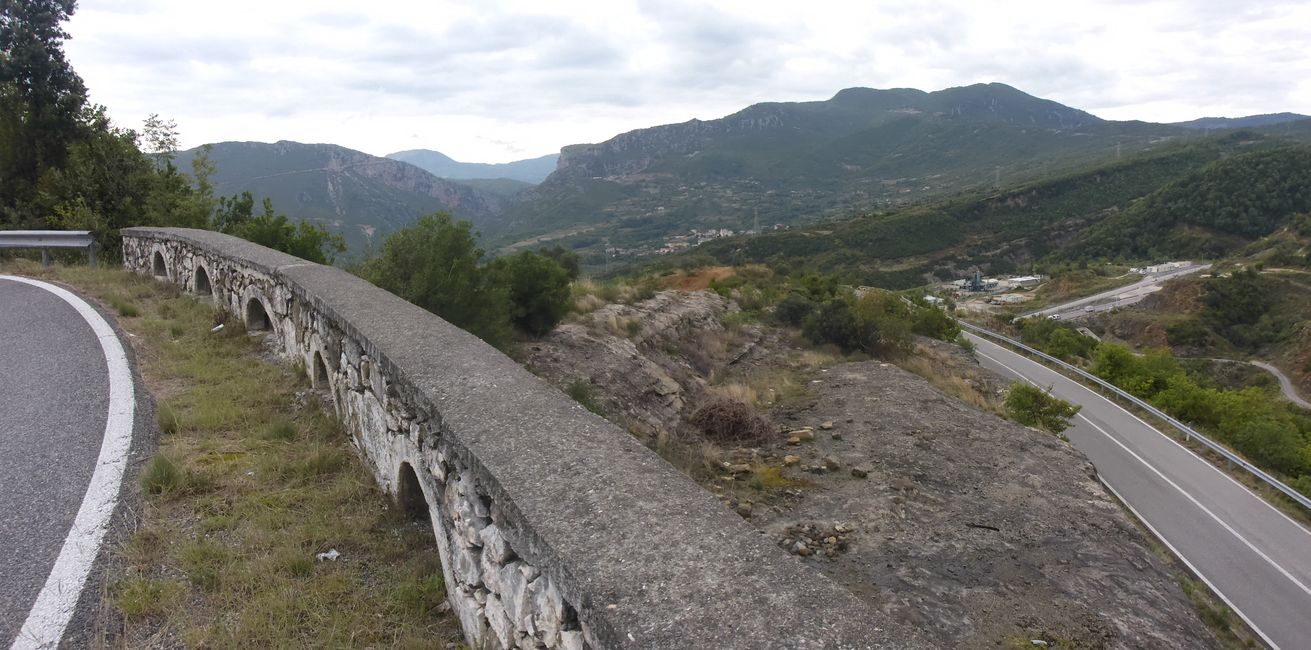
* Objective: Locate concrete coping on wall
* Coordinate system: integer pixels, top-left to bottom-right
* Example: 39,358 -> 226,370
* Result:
121,227 -> 912,649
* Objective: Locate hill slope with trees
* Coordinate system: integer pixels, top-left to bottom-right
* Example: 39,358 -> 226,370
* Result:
1067,145 -> 1311,261
174,142 -> 511,253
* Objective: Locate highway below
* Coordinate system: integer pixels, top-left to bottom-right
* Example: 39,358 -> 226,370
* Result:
1022,263 -> 1210,320
966,332 -> 1311,649
1,276 -> 137,649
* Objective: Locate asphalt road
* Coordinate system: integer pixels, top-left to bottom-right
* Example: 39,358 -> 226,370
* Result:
1023,263 -> 1210,320
968,333 -> 1311,650
1,277 -> 134,648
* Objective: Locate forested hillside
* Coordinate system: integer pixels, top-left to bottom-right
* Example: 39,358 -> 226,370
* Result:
1069,146 -> 1311,260
674,140 -> 1237,287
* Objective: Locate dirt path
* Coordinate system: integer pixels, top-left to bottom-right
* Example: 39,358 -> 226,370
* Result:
1205,358 -> 1311,409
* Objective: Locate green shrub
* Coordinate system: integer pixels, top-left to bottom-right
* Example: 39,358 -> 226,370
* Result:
491,250 -> 573,336
774,293 -> 816,327
1165,319 -> 1212,348
956,334 -> 976,352
911,304 -> 960,341
1045,327 -> 1095,361
802,298 -> 859,351
1005,384 -> 1081,434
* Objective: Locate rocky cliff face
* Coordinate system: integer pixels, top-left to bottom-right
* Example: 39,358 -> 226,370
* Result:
521,290 -> 750,437
277,142 -> 505,218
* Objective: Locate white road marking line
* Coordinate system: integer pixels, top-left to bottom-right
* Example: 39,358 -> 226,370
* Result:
3,276 -> 136,650
976,345 -> 1311,597
969,333 -> 1311,541
1096,478 -> 1280,650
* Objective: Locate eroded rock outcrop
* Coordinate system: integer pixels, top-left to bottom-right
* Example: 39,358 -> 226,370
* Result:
522,290 -> 755,437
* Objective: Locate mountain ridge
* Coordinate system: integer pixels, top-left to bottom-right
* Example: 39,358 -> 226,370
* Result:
1174,113 -> 1311,130
175,141 -> 506,252
179,84 -> 1311,262
490,83 -> 1191,251
384,149 -> 558,184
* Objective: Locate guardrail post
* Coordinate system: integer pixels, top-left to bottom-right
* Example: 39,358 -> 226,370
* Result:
88,243 -> 97,267
41,249 -> 50,267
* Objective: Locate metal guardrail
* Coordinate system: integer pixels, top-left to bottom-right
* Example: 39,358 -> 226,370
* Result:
962,321 -> 1311,512
0,230 -> 97,266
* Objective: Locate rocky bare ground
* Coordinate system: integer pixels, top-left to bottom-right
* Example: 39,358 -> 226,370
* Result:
521,290 -> 1217,649
748,360 -> 1215,649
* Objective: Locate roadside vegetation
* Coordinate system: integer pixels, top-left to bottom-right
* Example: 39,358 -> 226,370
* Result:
1004,384 -> 1081,434
2,260 -> 460,647
1009,313 -> 1311,498
357,212 -> 578,350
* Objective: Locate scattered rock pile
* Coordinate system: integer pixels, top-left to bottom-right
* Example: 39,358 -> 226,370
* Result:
777,522 -> 853,560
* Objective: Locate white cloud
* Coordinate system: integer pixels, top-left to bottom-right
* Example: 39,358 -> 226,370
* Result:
64,0 -> 1311,162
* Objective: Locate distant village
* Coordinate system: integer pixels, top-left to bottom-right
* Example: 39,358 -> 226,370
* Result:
654,225 -> 790,255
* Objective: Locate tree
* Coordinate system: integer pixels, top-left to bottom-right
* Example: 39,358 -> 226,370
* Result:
1005,384 -> 1081,434
774,292 -> 816,327
212,192 -> 344,264
802,297 -> 859,351
1,0 -> 88,223
849,290 -> 914,356
361,213 -> 513,349
491,250 -> 572,336
539,245 -> 580,280
141,112 -> 179,165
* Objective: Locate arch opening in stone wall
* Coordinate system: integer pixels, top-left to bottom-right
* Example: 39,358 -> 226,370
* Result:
194,264 -> 213,296
152,251 -> 167,278
397,462 -> 431,522
312,350 -> 330,389
245,297 -> 271,332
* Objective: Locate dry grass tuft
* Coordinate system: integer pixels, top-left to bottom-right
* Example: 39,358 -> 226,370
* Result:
898,346 -> 1004,416
713,383 -> 760,406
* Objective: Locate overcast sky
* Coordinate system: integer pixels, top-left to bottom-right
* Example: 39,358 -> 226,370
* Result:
64,0 -> 1311,163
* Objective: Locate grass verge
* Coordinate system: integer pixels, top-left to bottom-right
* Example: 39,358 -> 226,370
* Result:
4,261 -> 461,648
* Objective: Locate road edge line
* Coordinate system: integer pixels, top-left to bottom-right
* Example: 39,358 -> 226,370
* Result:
1096,478 -> 1279,650
4,276 -> 136,650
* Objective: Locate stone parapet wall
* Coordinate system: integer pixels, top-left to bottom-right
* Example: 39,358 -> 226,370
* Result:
121,227 -> 907,650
